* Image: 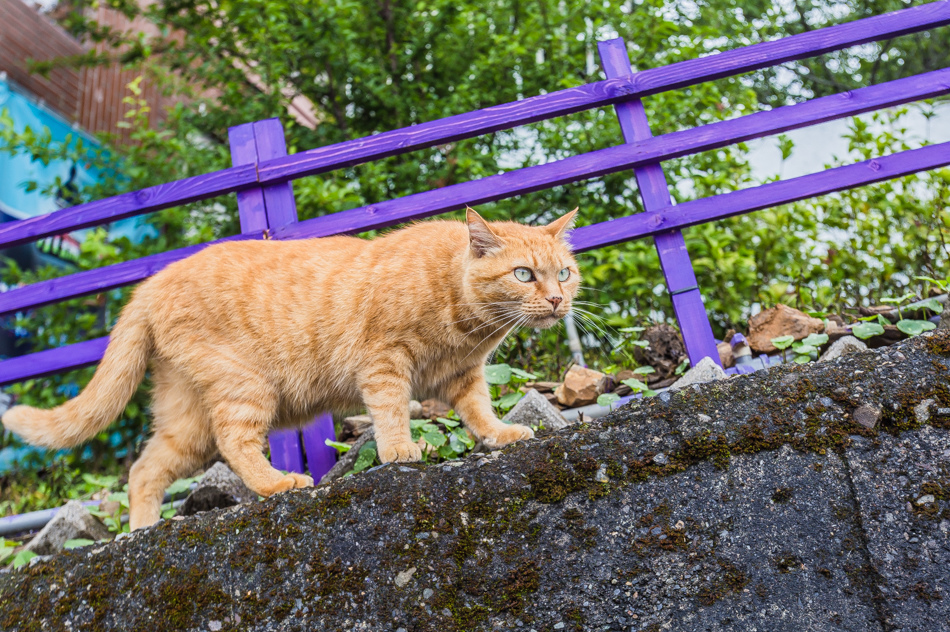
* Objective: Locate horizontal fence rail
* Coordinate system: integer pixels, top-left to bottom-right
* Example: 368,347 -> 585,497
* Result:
274,69 -> 950,240
0,0 -> 947,390
0,1 -> 946,252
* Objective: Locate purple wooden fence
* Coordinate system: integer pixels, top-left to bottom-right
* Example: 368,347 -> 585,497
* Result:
1,1 -> 949,481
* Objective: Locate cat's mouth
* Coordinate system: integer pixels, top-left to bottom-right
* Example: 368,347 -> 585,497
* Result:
528,313 -> 565,329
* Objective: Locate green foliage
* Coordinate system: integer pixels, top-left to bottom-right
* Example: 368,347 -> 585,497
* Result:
0,538 -> 17,564
10,549 -> 36,569
62,538 -> 97,550
896,320 -> 936,336
852,322 -> 885,340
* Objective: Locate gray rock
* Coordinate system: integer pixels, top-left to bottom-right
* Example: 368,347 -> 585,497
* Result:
318,429 -> 374,486
819,335 -> 867,362
502,389 -> 570,431
5,333 -> 950,631
853,404 -> 882,429
394,566 -> 416,587
179,462 -> 257,516
24,501 -> 111,556
669,356 -> 727,391
915,399 -> 935,424
408,400 -> 424,419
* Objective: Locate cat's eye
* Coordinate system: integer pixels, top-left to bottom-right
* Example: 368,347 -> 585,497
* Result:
514,267 -> 534,282
558,268 -> 571,282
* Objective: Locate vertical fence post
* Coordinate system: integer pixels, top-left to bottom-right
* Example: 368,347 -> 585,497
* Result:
597,38 -> 721,366
227,118 -> 337,479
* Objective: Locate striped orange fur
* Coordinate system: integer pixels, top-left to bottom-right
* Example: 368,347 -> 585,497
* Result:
1,209 -> 579,529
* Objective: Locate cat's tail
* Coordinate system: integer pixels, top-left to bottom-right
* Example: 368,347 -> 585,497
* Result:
1,299 -> 152,449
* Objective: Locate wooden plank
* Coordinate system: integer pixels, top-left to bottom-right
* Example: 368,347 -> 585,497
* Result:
0,165 -> 258,250
0,337 -> 109,387
301,413 -> 338,479
256,1 -> 950,184
275,69 -> 950,241
599,37 -> 721,366
568,141 -> 950,252
0,234 -> 255,316
228,122 -> 269,233
254,119 -> 300,228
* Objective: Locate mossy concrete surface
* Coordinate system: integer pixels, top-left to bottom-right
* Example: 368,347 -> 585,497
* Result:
2,333 -> 950,632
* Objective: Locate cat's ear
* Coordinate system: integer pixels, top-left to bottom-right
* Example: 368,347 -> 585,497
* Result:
466,207 -> 502,257
544,208 -> 578,240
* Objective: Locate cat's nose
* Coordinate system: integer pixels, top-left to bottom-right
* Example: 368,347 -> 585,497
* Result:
546,296 -> 563,311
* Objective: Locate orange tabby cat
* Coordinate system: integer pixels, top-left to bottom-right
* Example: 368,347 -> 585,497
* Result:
1,209 -> 579,529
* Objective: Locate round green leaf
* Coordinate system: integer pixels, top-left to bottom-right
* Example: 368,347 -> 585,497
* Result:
851,322 -> 885,340
422,430 -> 447,448
484,364 -> 512,385
633,366 -> 656,375
63,539 -> 96,550
800,333 -> 829,347
597,393 -> 621,407
896,319 -> 937,336
510,367 -> 538,380
917,298 -> 944,315
770,335 -> 795,349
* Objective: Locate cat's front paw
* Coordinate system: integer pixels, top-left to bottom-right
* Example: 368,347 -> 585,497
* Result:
378,440 -> 423,463
483,424 -> 535,449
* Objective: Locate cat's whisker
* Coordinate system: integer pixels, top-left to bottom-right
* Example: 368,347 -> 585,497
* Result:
571,307 -> 620,338
457,309 -> 522,344
461,312 -> 526,363
573,311 -> 613,343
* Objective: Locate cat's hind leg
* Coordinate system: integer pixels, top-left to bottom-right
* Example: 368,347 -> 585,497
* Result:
446,365 -> 534,449
128,367 -> 216,530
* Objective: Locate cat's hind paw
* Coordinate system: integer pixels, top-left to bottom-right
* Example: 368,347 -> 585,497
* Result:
483,424 -> 535,449
378,440 -> 423,463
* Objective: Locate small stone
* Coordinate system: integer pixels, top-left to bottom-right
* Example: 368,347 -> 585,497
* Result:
409,400 -> 424,419
553,623 -> 565,630
852,405 -> 881,429
717,341 -> 734,368
914,399 -> 935,424
24,501 -> 112,556
342,414 -> 373,438
653,453 -> 669,465
179,462 -> 257,516
939,408 -> 950,416
698,414 -> 712,423
554,366 -> 607,407
747,304 -> 824,353
503,389 -> 571,430
674,520 -> 685,530
423,588 -> 434,599
594,464 -> 609,484
818,336 -> 867,363
208,621 -> 222,632
917,495 -> 936,505
394,566 -> 417,588
669,357 -> 727,391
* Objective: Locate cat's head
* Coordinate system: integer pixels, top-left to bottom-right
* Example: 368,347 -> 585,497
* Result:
464,208 -> 580,329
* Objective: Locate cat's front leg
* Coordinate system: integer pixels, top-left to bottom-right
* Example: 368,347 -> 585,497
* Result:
447,366 -> 534,449
360,363 -> 422,463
